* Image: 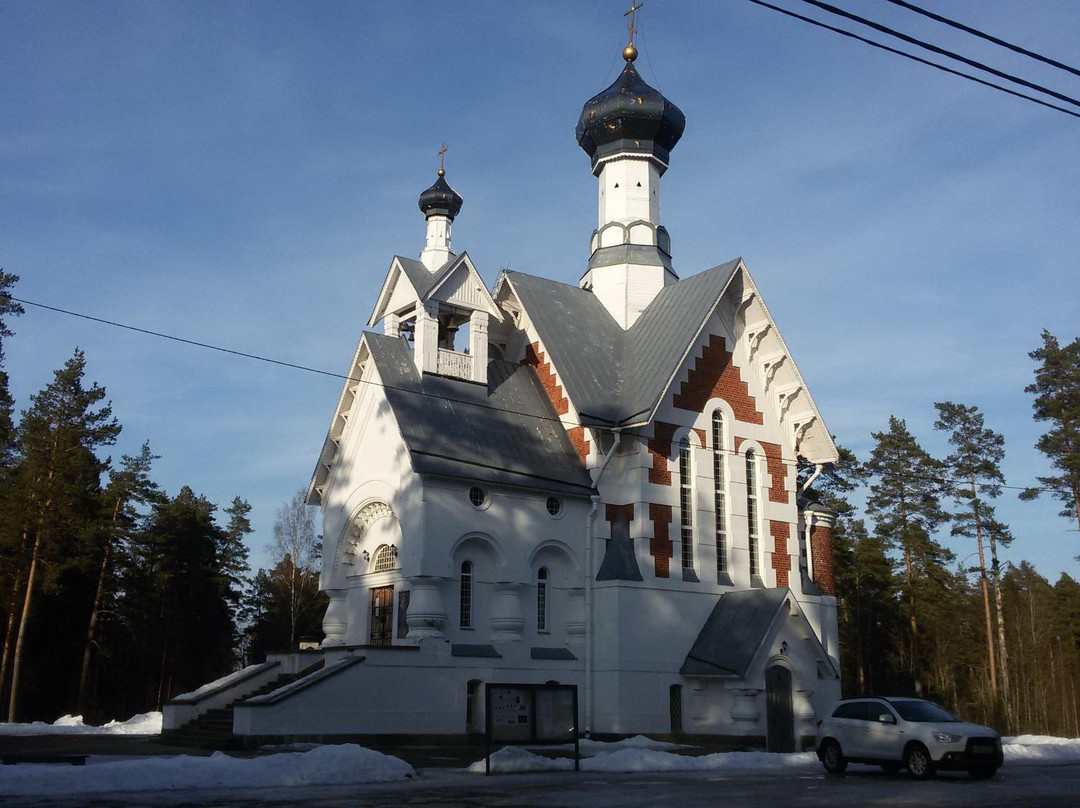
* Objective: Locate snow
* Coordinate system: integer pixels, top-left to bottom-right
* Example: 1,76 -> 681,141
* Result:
171,662 -> 271,701
0,729 -> 1078,798
0,712 -> 162,736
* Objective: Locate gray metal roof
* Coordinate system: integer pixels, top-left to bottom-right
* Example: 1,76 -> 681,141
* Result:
679,588 -> 790,678
394,255 -> 441,299
506,259 -> 741,427
366,334 -> 594,497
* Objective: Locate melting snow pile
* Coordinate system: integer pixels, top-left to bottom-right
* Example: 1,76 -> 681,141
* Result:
0,745 -> 415,797
0,712 -> 163,736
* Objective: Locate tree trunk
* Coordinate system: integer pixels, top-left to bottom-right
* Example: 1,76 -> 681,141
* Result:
77,497 -> 123,713
970,478 -> 999,712
7,531 -> 42,722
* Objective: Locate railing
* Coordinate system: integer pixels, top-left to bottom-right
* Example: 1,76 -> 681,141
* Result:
437,348 -> 473,380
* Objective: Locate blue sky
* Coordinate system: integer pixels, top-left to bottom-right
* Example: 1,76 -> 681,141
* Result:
3,1 -> 1078,579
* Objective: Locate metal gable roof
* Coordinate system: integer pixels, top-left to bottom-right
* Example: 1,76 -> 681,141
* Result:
506,259 -> 741,427
679,588 -> 789,678
366,334 -> 593,496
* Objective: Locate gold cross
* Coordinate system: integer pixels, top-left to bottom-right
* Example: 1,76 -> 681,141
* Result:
624,2 -> 643,47
438,143 -> 448,173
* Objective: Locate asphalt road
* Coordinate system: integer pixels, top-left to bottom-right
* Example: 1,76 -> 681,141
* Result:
6,762 -> 1080,808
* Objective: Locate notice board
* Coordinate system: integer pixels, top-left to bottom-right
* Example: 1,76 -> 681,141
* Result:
484,683 -> 579,773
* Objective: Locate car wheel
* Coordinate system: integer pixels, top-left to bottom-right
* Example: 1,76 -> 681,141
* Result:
820,739 -> 847,774
904,744 -> 936,779
881,762 -> 902,774
968,764 -> 997,780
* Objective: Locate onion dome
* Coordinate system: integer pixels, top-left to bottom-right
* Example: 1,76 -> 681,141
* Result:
418,169 -> 464,221
576,59 -> 686,175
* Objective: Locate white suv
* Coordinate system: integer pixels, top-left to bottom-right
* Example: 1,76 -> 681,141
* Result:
816,697 -> 1003,779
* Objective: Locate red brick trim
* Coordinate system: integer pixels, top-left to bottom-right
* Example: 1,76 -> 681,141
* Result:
760,441 -> 789,505
648,503 -> 673,579
673,334 -> 763,424
810,523 -> 836,595
770,520 -> 792,589
523,342 -> 568,415
568,426 -> 590,465
648,422 -> 678,486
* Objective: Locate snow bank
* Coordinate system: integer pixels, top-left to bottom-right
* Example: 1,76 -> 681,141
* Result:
470,745 -> 819,774
0,744 -> 415,797
0,712 -> 162,736
1004,736 -> 1080,765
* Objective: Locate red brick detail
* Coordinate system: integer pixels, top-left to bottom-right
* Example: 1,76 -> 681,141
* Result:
673,334 -> 763,424
770,520 -> 792,589
523,342 -> 568,415
692,427 -> 706,446
567,426 -> 589,465
605,502 -> 634,525
810,523 -> 836,595
760,441 -> 789,504
648,421 -> 678,486
734,436 -> 745,454
648,503 -> 673,579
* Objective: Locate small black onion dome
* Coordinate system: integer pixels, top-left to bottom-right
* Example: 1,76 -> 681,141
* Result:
418,170 -> 464,221
576,61 -> 686,175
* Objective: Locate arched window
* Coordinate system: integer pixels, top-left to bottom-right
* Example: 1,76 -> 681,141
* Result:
679,437 -> 694,572
372,544 -> 396,572
460,560 -> 473,629
746,450 -> 760,578
712,412 -> 728,579
537,568 -> 549,633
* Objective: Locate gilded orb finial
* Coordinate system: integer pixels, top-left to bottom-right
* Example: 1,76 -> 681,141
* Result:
623,2 -> 643,61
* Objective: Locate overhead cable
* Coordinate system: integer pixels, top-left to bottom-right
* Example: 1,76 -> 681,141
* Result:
743,0 -> 1080,120
12,295 -> 1074,499
884,0 -> 1080,78
794,0 -> 1080,109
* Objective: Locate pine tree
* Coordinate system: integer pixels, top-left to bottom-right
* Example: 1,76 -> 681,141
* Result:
77,441 -> 163,716
4,349 -> 120,720
221,497 -> 253,662
934,402 -> 1014,723
1021,330 -> 1080,549
0,270 -> 24,710
865,415 -> 951,696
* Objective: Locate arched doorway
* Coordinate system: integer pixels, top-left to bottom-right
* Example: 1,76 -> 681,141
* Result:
765,664 -> 795,752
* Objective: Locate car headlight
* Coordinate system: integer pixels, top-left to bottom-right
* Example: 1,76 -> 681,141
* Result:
932,731 -> 962,743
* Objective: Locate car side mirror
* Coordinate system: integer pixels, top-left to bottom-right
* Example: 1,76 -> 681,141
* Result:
878,714 -> 896,724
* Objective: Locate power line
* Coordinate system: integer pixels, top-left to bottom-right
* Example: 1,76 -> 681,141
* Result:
794,0 -> 1080,109
883,0 -> 1080,79
743,0 -> 1080,120
14,295 -> 1073,501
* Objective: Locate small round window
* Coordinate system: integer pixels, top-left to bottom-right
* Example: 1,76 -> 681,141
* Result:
469,486 -> 486,508
546,496 -> 561,517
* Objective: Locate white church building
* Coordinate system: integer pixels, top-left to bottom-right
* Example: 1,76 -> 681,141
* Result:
165,36 -> 841,752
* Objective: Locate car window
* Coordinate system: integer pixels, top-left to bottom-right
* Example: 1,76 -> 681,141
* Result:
865,701 -> 894,722
832,702 -> 866,720
889,699 -> 959,722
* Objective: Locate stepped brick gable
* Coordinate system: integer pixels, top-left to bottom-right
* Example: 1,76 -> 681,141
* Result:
673,334 -> 763,424
523,342 -> 568,415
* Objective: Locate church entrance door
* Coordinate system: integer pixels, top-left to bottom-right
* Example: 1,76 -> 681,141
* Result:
765,664 -> 795,752
370,586 -> 394,646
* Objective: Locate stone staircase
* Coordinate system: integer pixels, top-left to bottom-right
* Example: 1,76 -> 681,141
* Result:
159,660 -> 324,750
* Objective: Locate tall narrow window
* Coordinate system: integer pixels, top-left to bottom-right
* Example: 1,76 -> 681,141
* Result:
459,560 -> 473,629
712,412 -> 728,579
536,568 -> 549,633
746,450 -> 760,578
679,437 -> 694,571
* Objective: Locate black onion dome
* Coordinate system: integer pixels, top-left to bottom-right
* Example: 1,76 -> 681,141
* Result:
418,172 -> 464,221
576,60 -> 686,174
